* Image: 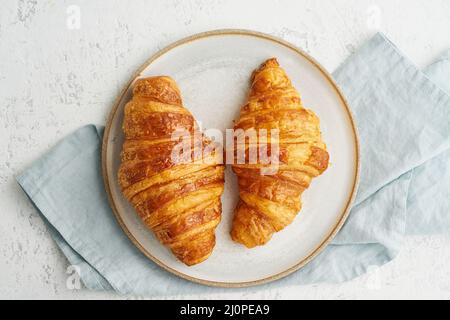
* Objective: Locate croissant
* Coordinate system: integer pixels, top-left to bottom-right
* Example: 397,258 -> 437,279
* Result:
231,58 -> 329,248
118,76 -> 224,266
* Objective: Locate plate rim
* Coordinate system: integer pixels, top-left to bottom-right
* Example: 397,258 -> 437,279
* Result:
102,28 -> 360,288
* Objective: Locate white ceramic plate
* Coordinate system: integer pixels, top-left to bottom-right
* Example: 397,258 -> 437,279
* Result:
102,29 -> 359,287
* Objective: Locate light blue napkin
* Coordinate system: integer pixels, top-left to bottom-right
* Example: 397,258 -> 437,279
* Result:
16,33 -> 450,295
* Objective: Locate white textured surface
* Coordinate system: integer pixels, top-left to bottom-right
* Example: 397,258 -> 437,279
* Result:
1,0 -> 450,299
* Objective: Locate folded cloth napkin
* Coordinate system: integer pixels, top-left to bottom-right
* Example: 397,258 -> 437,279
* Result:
17,33 -> 450,296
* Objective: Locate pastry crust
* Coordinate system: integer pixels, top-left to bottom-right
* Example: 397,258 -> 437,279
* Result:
118,76 -> 224,265
231,58 -> 329,248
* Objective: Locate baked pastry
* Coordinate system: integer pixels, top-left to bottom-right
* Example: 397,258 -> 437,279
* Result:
230,58 -> 329,248
118,76 -> 224,265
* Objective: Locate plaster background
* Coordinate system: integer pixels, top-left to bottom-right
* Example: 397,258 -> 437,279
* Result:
1,0 -> 449,299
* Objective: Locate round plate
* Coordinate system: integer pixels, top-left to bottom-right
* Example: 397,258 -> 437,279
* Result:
102,29 -> 359,287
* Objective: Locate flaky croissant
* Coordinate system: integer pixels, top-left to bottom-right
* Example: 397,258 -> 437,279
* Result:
231,58 -> 329,248
118,76 -> 224,266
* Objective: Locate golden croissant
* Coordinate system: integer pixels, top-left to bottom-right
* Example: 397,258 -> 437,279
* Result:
118,76 -> 224,266
231,58 -> 329,248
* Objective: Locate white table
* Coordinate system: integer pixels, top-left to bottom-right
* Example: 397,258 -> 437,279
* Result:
1,0 -> 450,299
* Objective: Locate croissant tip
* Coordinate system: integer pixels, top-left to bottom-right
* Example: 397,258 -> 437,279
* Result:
250,58 -> 280,82
182,253 -> 212,266
260,57 -> 279,68
132,76 -> 182,105
133,75 -> 176,90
